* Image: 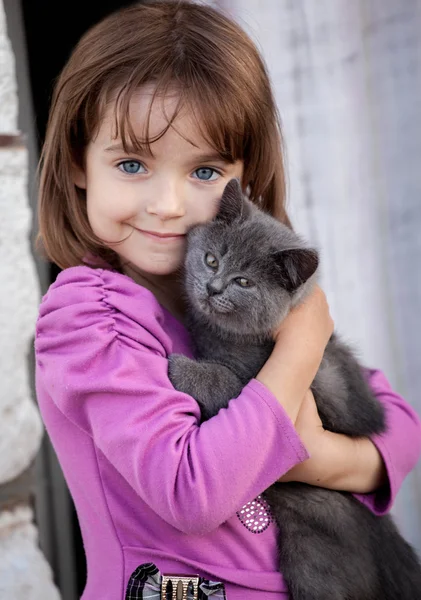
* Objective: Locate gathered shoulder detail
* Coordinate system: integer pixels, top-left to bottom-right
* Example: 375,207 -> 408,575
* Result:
36,266 -> 182,357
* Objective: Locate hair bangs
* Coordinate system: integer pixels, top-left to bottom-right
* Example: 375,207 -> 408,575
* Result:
100,51 -> 248,165
110,74 -> 184,157
184,79 -> 247,165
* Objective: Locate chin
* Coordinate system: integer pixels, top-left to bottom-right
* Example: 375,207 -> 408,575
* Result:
149,265 -> 180,276
135,257 -> 182,276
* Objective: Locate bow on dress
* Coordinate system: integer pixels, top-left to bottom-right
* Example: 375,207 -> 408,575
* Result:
125,562 -> 226,600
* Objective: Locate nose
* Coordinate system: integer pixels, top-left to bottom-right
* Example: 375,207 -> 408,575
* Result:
146,181 -> 185,221
207,279 -> 224,297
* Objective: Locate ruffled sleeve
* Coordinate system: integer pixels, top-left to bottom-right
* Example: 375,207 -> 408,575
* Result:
354,368 -> 421,515
35,266 -> 309,535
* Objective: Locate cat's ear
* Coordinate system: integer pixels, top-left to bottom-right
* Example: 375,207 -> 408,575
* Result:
215,178 -> 249,225
272,248 -> 319,292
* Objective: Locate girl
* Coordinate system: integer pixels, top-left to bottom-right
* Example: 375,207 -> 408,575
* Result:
35,2 -> 421,599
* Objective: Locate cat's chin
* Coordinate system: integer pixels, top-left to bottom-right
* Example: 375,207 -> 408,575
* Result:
197,296 -> 233,316
193,297 -> 273,338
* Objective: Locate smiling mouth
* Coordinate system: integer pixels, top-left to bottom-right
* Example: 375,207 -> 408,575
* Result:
137,229 -> 186,241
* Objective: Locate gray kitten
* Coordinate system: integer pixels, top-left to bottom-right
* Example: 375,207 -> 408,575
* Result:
168,179 -> 421,600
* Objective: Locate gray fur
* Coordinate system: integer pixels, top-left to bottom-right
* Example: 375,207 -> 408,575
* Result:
168,179 -> 421,599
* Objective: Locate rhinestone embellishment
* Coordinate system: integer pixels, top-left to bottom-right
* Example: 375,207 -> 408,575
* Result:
236,495 -> 273,533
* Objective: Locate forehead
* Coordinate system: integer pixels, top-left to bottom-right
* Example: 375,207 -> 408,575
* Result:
94,84 -> 218,154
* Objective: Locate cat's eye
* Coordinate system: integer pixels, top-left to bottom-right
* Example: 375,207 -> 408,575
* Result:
205,253 -> 219,269
236,277 -> 252,287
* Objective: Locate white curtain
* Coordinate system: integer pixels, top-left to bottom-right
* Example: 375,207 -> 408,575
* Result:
213,0 -> 421,551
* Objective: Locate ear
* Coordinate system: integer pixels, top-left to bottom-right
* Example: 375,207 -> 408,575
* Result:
72,163 -> 87,189
272,248 -> 319,292
215,178 -> 249,225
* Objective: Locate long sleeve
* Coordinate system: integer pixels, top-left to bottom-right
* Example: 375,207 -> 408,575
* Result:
354,368 -> 421,515
35,266 -> 308,535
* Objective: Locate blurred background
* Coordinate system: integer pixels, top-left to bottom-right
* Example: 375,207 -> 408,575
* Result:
0,0 -> 420,598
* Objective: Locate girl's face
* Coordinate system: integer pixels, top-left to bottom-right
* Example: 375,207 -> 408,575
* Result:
74,86 -> 243,277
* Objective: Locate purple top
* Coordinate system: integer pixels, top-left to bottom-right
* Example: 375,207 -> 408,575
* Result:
35,266 -> 421,600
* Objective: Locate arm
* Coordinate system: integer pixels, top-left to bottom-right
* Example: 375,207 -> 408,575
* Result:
280,418 -> 387,493
278,389 -> 386,492
354,368 -> 421,514
35,267 -> 309,535
257,285 -> 335,423
280,373 -> 421,514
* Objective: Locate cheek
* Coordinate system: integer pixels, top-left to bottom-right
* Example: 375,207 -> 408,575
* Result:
86,196 -> 134,244
187,191 -> 221,224
230,287 -> 261,313
87,186 -> 135,224
229,287 -> 247,305
190,253 -> 208,282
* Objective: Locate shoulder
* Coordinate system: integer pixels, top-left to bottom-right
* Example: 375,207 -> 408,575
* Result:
38,265 -> 149,313
36,266 -> 176,357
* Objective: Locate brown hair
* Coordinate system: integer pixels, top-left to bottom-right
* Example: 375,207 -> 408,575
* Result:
38,0 -> 290,270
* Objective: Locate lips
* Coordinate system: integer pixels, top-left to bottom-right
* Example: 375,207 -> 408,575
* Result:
136,228 -> 185,241
142,230 -> 185,237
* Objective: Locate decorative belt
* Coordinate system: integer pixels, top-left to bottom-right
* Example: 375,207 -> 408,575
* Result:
125,562 -> 226,599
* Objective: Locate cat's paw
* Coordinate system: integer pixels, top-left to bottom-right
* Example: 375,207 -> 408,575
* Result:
167,354 -> 196,391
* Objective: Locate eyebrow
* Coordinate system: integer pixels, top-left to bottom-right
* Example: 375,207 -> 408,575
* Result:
104,144 -> 234,164
193,152 -> 235,164
104,143 -> 149,154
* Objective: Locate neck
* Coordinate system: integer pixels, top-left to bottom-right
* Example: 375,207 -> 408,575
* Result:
123,262 -> 186,323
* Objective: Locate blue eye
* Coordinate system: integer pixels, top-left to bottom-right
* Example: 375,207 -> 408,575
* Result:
118,160 -> 146,174
193,167 -> 219,181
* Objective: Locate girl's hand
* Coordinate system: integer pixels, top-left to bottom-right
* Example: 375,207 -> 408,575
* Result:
256,285 -> 333,423
274,284 -> 334,357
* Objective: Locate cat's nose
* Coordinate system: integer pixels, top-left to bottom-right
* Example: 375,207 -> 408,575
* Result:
207,280 -> 223,296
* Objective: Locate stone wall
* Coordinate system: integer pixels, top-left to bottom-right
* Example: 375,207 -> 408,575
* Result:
0,1 -> 60,597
